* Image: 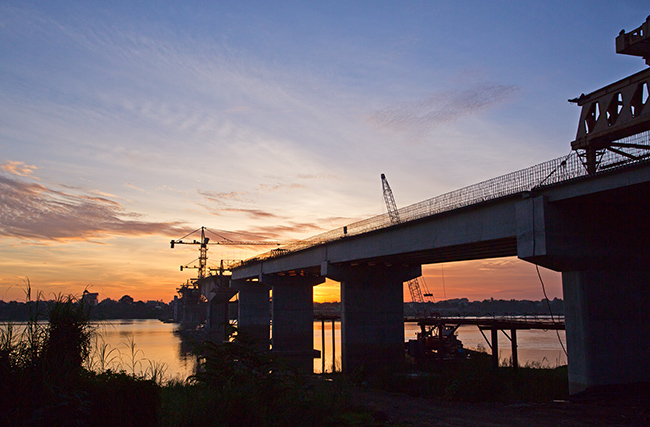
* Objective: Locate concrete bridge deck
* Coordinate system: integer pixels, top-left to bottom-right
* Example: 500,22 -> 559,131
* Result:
232,155 -> 650,279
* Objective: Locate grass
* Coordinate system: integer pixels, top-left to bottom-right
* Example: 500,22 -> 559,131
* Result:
0,286 -> 161,426
368,350 -> 569,403
0,288 -> 365,426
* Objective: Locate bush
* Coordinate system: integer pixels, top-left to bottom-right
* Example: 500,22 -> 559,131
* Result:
167,337 -> 355,427
0,288 -> 162,426
83,370 -> 160,427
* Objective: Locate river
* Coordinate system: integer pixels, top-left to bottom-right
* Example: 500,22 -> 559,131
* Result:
91,319 -> 567,381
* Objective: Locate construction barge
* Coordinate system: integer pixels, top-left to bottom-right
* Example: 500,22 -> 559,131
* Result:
406,316 -> 565,369
312,311 -> 566,369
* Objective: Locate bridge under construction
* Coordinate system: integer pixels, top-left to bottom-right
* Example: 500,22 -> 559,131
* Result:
181,16 -> 650,394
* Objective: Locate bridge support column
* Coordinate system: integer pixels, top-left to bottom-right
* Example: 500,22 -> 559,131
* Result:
198,275 -> 236,342
206,288 -> 238,342
231,280 -> 270,351
562,270 -> 650,393
262,274 -> 325,373
323,263 -> 421,375
517,195 -> 650,393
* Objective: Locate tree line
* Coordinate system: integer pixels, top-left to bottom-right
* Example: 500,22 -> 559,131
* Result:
2,296 -> 564,321
0,295 -> 173,321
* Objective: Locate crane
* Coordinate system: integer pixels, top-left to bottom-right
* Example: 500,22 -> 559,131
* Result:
380,174 -> 435,306
170,226 -> 288,279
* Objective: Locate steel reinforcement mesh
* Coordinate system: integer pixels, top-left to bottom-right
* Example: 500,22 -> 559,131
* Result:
236,131 -> 650,266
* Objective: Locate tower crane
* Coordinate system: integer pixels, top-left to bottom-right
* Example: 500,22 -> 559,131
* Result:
380,174 -> 435,306
170,226 -> 289,280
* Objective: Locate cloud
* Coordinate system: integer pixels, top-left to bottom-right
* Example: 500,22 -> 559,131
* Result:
476,259 -> 518,271
296,173 -> 340,181
0,175 -> 186,241
198,182 -> 307,218
369,82 -> 519,138
1,161 -> 39,179
245,221 -> 328,239
89,189 -> 119,199
211,207 -> 282,220
124,182 -> 147,192
255,183 -> 305,192
200,183 -> 305,203
198,189 -> 250,203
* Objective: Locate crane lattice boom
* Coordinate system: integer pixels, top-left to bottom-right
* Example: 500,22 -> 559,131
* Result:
380,174 -> 435,306
381,173 -> 401,225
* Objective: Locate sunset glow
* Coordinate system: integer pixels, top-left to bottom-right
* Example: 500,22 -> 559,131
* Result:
1,1 -> 643,304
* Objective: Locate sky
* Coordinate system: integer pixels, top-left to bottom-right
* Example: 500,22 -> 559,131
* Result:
1,1 -> 648,303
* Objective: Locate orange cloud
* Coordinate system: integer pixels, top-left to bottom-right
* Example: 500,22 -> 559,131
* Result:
211,207 -> 282,220
198,189 -> 250,203
1,160 -> 39,179
255,183 -> 305,192
0,175 -> 187,241
245,221 -> 327,239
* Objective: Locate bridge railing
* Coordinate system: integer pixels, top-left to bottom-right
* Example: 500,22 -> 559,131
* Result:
236,131 -> 650,267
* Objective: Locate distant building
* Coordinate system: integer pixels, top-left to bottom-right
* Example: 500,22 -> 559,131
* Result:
82,290 -> 99,306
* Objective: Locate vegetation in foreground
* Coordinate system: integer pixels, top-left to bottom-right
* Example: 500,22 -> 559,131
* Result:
364,352 -> 568,404
1,288 -> 569,426
0,289 -> 160,426
0,289 -> 369,426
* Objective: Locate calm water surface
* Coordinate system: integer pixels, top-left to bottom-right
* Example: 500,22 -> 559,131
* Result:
91,320 -> 197,381
94,319 -> 567,380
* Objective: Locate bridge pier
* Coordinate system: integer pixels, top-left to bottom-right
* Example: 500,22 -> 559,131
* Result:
197,275 -> 237,342
563,270 -> 650,393
263,274 -> 325,373
231,280 -> 270,351
517,195 -> 650,393
206,288 -> 237,341
324,263 -> 421,375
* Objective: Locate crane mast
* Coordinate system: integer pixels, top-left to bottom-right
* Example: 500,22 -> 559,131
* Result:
170,226 -> 289,279
380,174 -> 434,306
170,226 -> 212,279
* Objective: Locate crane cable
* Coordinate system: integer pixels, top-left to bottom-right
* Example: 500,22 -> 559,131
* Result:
533,150 -> 574,190
536,265 -> 568,358
529,184 -> 568,359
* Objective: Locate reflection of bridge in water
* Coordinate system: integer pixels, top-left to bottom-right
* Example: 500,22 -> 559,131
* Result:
312,312 -> 566,373
201,18 -> 650,394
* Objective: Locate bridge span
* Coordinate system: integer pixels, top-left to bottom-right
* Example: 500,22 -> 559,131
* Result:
218,20 -> 650,394
224,143 -> 650,394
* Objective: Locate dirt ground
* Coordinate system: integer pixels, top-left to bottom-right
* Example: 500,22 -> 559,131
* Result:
351,384 -> 650,426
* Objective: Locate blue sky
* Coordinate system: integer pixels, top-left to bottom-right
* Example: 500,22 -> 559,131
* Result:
1,1 -> 648,302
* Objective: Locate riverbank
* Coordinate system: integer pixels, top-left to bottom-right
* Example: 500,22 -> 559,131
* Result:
351,383 -> 650,426
4,300 -> 643,426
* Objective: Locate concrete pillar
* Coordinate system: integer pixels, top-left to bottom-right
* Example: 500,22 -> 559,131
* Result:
323,263 -> 421,375
231,280 -> 271,351
562,270 -> 650,393
517,195 -> 650,393
261,274 -> 325,373
205,288 -> 238,342
197,275 -> 236,341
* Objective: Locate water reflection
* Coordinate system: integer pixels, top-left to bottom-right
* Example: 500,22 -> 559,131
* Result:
89,319 -> 567,380
91,319 -> 197,381
313,321 -> 566,373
